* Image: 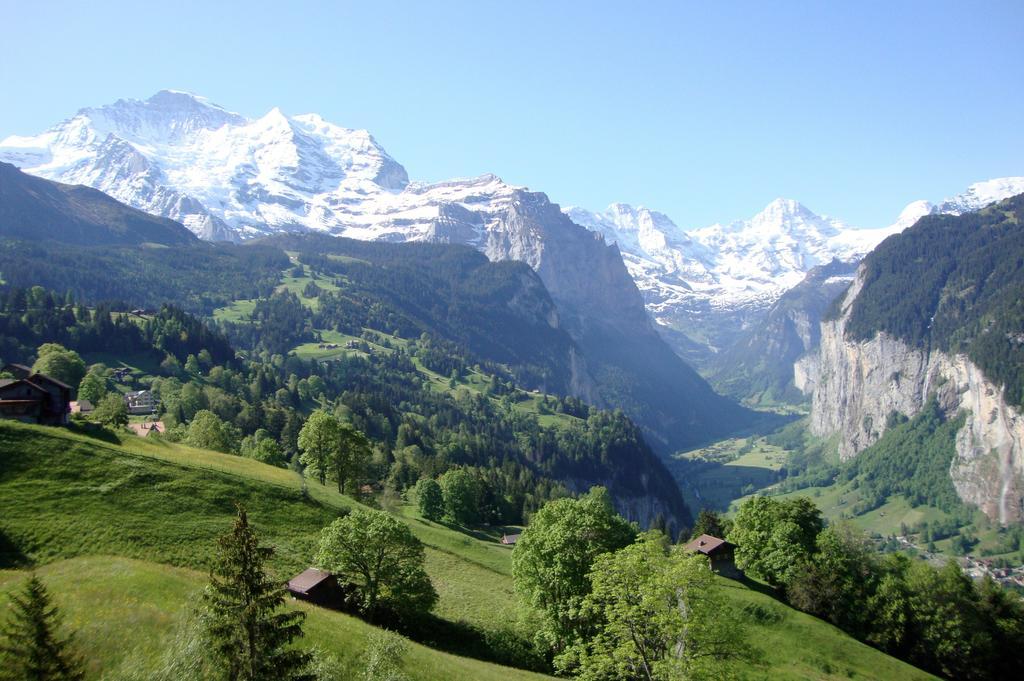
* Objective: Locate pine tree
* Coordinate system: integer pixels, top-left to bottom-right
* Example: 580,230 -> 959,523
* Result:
202,506 -> 314,681
0,574 -> 84,681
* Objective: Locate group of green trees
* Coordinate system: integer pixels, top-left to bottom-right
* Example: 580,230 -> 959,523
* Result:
315,508 -> 436,620
297,410 -> 372,493
839,402 -> 967,515
512,489 -> 749,680
0,239 -> 288,315
0,286 -> 233,374
726,495 -> 1024,680
413,468 -> 498,526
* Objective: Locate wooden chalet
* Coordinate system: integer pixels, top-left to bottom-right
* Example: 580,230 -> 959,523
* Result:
286,568 -> 349,609
683,533 -> 741,578
0,364 -> 72,425
500,533 -> 520,545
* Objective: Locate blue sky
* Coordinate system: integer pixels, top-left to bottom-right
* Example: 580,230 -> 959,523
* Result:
1,0 -> 1021,229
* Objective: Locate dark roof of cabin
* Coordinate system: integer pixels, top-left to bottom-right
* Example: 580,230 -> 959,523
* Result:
3,364 -> 32,379
287,568 -> 334,594
28,372 -> 72,391
0,379 -> 47,395
683,534 -> 734,556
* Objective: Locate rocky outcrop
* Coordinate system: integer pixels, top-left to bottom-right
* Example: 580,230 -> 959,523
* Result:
712,259 -> 858,403
564,473 -> 692,537
798,270 -> 1024,524
472,189 -> 755,452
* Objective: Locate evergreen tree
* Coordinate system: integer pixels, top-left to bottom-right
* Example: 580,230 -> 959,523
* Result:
202,506 -> 314,681
690,509 -> 729,540
0,574 -> 84,681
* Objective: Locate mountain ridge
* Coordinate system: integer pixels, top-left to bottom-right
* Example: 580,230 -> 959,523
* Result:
0,90 -> 756,453
0,161 -> 196,246
568,179 -> 1024,365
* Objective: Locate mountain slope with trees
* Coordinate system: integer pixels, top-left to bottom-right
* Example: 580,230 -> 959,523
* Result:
840,193 -> 1024,408
0,162 -> 196,247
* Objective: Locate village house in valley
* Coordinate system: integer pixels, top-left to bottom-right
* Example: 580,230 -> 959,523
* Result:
124,389 -> 157,415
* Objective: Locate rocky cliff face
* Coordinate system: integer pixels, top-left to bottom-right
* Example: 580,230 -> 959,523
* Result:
797,270 -> 1024,524
476,190 -> 753,452
712,259 -> 858,402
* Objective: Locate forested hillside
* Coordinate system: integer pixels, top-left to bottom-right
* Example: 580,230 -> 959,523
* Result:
262,234 -> 582,394
0,162 -> 196,246
840,193 -> 1024,407
0,278 -> 690,530
0,238 -> 288,313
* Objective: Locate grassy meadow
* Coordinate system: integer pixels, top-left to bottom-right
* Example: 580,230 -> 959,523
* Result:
0,557 -> 551,681
0,420 -> 938,679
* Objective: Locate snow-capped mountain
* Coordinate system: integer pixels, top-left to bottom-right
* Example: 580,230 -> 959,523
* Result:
0,90 -> 753,451
568,200 -> 894,316
2,90 -> 1020,371
567,178 -> 1024,363
0,90 -> 412,240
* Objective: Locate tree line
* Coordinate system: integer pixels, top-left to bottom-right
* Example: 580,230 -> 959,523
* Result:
725,495 -> 1024,680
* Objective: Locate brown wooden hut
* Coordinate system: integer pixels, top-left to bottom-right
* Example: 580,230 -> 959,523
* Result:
286,568 -> 348,609
683,533 -> 742,578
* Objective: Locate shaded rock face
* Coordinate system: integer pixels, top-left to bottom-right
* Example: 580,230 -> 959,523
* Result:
798,270 -> 1024,524
563,475 -> 692,538
711,259 -> 858,402
479,192 -> 754,453
484,191 -> 651,336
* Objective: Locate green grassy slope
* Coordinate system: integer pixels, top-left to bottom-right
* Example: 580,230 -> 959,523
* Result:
0,421 -> 935,679
717,578 -> 935,681
0,557 -> 550,681
0,422 -> 518,633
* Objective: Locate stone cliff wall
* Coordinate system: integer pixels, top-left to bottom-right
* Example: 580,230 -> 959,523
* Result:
797,270 -> 1024,524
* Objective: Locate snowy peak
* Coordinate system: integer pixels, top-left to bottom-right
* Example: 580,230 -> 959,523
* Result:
700,198 -> 847,242
893,199 -> 934,230
748,198 -> 826,231
79,89 -> 247,144
0,91 -> 412,238
566,177 -> 1024,358
934,177 -> 1024,215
